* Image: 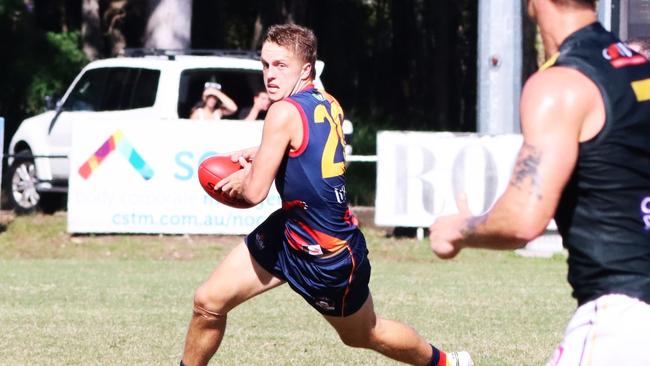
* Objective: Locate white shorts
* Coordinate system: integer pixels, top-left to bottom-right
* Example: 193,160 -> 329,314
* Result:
546,294 -> 650,366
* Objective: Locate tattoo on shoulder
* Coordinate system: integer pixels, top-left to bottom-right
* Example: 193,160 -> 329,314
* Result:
511,143 -> 542,199
461,215 -> 488,237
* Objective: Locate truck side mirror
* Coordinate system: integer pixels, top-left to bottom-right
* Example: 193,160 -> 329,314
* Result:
44,95 -> 59,110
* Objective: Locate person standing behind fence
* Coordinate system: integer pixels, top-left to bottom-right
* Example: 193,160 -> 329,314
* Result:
429,0 -> 650,365
179,23 -> 473,366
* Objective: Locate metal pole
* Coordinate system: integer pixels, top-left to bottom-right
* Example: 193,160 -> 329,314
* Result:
620,0 -> 629,40
477,0 -> 523,135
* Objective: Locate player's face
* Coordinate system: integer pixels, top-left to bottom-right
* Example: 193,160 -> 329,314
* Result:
205,95 -> 217,108
261,41 -> 311,102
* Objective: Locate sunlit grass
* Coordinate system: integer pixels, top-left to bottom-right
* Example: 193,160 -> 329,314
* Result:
0,214 -> 574,365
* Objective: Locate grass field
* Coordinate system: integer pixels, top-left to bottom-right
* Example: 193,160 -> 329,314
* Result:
0,213 -> 575,365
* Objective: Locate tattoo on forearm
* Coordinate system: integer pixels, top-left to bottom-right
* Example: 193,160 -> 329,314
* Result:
510,143 -> 543,200
461,215 -> 488,237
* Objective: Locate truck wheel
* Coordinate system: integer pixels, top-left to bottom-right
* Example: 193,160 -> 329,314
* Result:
8,151 -> 40,214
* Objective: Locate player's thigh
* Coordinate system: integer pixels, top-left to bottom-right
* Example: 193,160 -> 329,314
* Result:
547,295 -> 650,366
588,295 -> 650,365
194,241 -> 284,313
323,294 -> 376,345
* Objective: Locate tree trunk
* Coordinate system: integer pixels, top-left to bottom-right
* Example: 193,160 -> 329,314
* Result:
389,0 -> 415,121
283,0 -> 307,24
250,13 -> 263,50
145,0 -> 192,49
104,0 -> 127,55
81,0 -> 103,60
427,0 -> 460,131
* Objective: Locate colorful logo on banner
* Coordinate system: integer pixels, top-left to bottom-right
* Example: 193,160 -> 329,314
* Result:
78,130 -> 154,180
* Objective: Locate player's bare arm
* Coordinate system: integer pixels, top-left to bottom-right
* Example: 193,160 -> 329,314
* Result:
430,66 -> 604,258
217,100 -> 302,204
229,146 -> 260,163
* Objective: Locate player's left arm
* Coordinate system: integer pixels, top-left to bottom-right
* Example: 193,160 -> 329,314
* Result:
217,100 -> 301,204
430,67 -> 601,258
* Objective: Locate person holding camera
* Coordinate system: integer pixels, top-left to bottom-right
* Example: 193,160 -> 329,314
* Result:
190,82 -> 238,120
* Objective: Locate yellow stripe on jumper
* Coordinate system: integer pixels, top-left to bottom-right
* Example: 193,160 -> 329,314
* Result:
631,78 -> 650,102
539,52 -> 560,71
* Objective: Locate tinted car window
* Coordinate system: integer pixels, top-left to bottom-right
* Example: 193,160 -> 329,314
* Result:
103,68 -> 131,111
63,68 -> 109,111
63,67 -> 159,112
129,69 -> 159,109
178,69 -> 264,119
106,68 -> 160,110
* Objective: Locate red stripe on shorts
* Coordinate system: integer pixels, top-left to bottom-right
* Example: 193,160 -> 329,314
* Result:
341,245 -> 356,316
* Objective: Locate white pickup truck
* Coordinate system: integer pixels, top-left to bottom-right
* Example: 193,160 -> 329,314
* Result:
7,50 -> 353,213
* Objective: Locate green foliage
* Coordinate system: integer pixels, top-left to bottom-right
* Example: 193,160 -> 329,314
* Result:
346,114 -> 395,155
0,0 -> 30,120
24,31 -> 88,115
0,2 -> 87,144
344,114 -> 394,206
0,0 -> 22,16
346,162 -> 376,206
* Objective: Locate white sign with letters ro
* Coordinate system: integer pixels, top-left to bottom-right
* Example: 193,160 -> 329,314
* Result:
374,131 -> 523,227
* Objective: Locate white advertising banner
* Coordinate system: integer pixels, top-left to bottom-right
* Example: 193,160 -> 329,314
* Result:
68,120 -> 280,234
375,131 -> 523,227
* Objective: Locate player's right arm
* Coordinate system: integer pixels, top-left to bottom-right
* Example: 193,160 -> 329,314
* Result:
217,100 -> 302,205
429,66 -> 604,258
229,146 -> 260,163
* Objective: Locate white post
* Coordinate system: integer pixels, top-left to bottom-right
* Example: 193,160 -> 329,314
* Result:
477,0 -> 523,135
416,227 -> 424,241
599,0 -> 614,31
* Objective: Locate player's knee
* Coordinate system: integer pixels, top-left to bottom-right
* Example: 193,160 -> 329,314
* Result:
192,285 -> 227,321
192,303 -> 225,323
337,332 -> 373,349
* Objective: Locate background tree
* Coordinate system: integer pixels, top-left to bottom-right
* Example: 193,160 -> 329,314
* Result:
81,0 -> 103,60
0,0 -> 86,145
305,0 -> 478,143
0,0 -> 544,205
2,0 -> 536,156
144,0 -> 192,49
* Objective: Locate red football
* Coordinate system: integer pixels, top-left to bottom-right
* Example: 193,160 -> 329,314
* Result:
198,155 -> 253,209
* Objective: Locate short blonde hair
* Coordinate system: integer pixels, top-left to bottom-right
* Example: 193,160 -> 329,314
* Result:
264,24 -> 317,79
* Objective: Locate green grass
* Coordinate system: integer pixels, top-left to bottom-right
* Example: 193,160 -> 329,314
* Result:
0,213 -> 575,365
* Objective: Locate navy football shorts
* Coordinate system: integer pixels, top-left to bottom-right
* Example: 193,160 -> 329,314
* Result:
245,210 -> 371,317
